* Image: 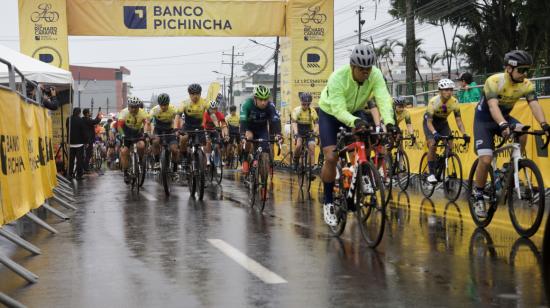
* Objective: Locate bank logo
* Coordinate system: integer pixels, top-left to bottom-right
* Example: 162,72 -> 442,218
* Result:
300,47 -> 327,75
32,47 -> 63,68
300,6 -> 327,24
31,3 -> 59,23
124,6 -> 147,29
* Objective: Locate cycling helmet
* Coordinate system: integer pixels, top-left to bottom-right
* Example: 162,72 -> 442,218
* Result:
157,93 -> 170,105
127,96 -> 141,107
299,92 -> 313,103
350,44 -> 376,68
504,50 -> 533,67
437,79 -> 455,90
393,97 -> 405,106
253,85 -> 270,100
188,83 -> 202,94
215,93 -> 223,103
209,100 -> 219,109
229,105 -> 237,112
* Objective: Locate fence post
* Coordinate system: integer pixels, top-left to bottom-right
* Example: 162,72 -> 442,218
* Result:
0,292 -> 26,308
0,228 -> 41,255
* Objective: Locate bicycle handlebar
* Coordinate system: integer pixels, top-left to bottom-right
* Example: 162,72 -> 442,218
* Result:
495,125 -> 550,149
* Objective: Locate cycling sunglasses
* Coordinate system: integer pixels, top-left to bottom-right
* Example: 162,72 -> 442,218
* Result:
516,66 -> 530,74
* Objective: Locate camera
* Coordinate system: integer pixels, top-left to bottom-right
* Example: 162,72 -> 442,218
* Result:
43,87 -> 53,96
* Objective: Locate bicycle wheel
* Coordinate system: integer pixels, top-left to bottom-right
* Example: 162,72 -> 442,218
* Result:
188,153 -> 197,198
356,162 -> 386,248
138,153 -> 146,188
379,153 -> 393,205
95,148 -> 102,170
305,154 -> 313,195
132,152 -> 140,192
257,153 -> 270,212
298,151 -> 306,191
328,163 -> 347,236
249,164 -> 259,208
196,150 -> 206,200
160,148 -> 170,196
213,147 -> 223,184
443,153 -> 463,201
419,153 -> 436,198
466,158 -> 497,228
395,150 -> 411,191
508,159 -> 545,237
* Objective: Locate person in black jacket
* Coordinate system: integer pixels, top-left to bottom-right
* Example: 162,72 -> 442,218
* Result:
26,83 -> 59,110
82,108 -> 102,171
66,107 -> 87,180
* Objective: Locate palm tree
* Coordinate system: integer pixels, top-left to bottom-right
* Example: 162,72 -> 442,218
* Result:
375,39 -> 398,81
421,53 -> 441,81
397,39 -> 425,82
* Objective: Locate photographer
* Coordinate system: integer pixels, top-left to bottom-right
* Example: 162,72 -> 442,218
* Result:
26,83 -> 59,110
82,108 -> 102,172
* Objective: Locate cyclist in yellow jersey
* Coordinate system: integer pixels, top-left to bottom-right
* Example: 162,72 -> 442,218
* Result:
225,105 -> 241,162
393,97 -> 414,137
423,79 -> 469,184
472,50 -> 550,218
291,92 -> 319,170
117,96 -> 150,181
178,83 -> 217,159
147,93 -> 180,169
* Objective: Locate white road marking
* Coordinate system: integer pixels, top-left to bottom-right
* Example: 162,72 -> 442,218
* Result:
139,191 -> 158,201
207,239 -> 287,284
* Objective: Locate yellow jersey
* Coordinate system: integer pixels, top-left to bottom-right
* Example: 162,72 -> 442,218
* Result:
118,108 -> 149,131
395,108 -> 411,125
179,98 -> 208,128
291,106 -> 318,129
226,113 -> 240,128
426,95 -> 461,120
149,104 -> 178,129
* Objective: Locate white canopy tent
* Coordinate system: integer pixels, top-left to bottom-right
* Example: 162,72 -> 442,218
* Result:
0,44 -> 73,85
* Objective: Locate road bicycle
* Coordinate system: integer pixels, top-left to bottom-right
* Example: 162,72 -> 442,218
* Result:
124,137 -> 146,193
300,6 -> 327,24
295,131 -> 319,195
246,138 -> 281,212
466,125 -> 548,237
329,127 -> 386,248
419,135 -> 469,201
206,129 -> 223,185
183,130 -> 207,200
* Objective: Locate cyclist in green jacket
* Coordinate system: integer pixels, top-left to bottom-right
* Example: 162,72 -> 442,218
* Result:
318,44 -> 396,227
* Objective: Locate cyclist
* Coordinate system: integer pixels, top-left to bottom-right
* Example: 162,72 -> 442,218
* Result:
203,99 -> 229,170
178,83 -> 216,163
472,50 -> 550,218
423,79 -> 469,184
240,85 -> 282,174
117,96 -> 149,182
148,93 -> 179,169
318,44 -> 395,227
291,92 -> 319,171
226,105 -> 241,164
393,97 -> 414,137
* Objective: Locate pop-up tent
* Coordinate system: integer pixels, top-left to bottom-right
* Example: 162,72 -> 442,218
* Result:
0,44 -> 73,84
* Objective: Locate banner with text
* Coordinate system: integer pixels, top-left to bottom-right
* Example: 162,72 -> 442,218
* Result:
67,1 -> 286,37
0,89 -> 57,225
19,0 -> 70,70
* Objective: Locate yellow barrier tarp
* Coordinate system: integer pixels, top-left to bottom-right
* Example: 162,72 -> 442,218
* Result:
0,89 -> 57,225
400,98 -> 550,185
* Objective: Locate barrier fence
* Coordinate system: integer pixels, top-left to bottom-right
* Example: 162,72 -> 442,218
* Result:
0,58 -> 77,308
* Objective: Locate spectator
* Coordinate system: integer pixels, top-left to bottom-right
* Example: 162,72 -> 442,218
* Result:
26,83 -> 59,110
66,108 -> 86,180
457,72 -> 481,104
82,108 -> 102,171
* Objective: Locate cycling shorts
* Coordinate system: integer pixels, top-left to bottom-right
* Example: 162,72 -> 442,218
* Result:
318,109 -> 372,148
422,114 -> 451,140
474,110 -> 520,156
153,127 -> 177,145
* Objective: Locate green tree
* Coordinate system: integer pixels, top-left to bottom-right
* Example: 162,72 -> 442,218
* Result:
421,53 -> 440,81
242,62 -> 264,76
397,39 -> 425,82
375,39 -> 398,81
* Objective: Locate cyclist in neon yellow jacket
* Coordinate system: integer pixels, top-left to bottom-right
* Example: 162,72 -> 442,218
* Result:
318,44 -> 395,227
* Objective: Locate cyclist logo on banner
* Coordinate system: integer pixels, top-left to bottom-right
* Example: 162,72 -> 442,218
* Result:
31,3 -> 59,23
301,6 -> 327,24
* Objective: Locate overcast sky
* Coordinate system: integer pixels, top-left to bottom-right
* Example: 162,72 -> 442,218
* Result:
0,0 -> 459,103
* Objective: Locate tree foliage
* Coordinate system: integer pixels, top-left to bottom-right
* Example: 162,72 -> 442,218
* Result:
389,0 -> 550,74
242,62 -> 265,76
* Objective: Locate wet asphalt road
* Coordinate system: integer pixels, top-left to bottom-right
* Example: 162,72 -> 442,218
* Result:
0,169 -> 548,307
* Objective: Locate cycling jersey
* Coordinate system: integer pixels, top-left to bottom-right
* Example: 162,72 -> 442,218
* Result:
318,65 -> 395,127
117,108 -> 149,132
240,97 -> 281,135
149,105 -> 178,130
395,108 -> 411,125
203,111 -> 226,130
179,98 -> 208,129
291,106 -> 318,134
226,113 -> 240,127
425,95 -> 461,120
476,72 -> 537,120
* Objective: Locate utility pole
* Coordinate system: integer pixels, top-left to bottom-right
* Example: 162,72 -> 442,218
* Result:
90,97 -> 94,114
356,6 -> 365,44
78,71 -> 81,108
272,36 -> 280,108
222,46 -> 244,107
106,97 -> 110,114
405,0 -> 416,94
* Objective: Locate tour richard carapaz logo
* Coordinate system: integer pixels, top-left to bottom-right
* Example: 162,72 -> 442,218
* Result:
31,3 -> 59,41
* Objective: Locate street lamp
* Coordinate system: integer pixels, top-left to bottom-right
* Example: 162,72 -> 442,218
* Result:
249,38 -> 280,108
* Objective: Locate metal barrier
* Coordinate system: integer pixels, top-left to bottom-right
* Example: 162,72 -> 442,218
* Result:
0,57 -> 78,301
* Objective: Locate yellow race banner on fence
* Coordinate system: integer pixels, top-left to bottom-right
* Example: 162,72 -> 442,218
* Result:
400,98 -> 550,185
19,0 -> 70,70
67,1 -> 286,37
0,89 -> 57,225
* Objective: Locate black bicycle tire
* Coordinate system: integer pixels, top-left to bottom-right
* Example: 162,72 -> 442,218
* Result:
466,158 -> 497,228
396,150 -> 411,191
419,152 -> 436,198
328,162 -> 347,236
508,159 -> 545,237
443,153 -> 463,201
356,162 -> 386,248
197,150 -> 206,200
161,148 -> 170,196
